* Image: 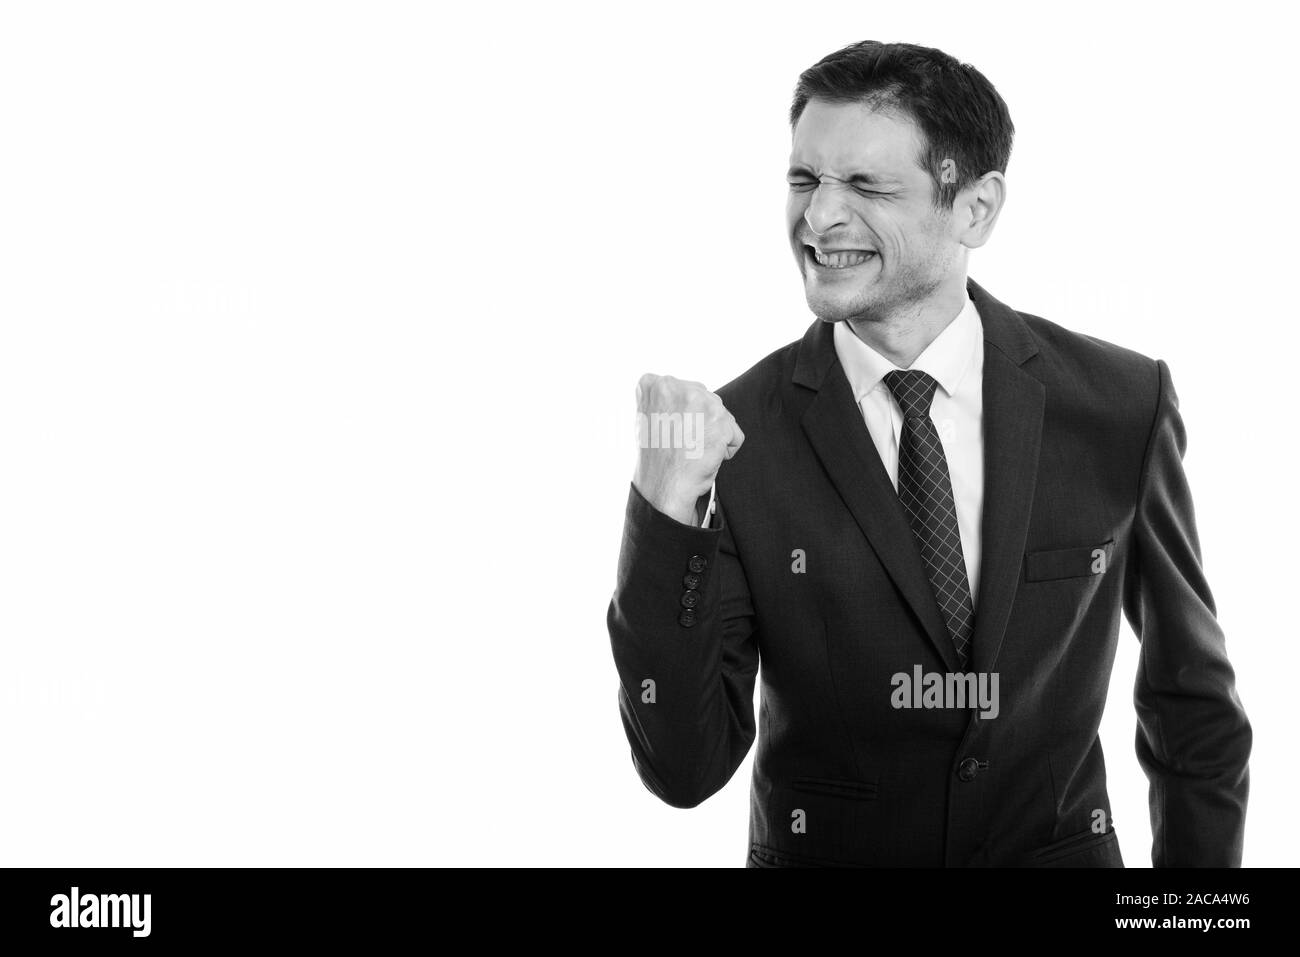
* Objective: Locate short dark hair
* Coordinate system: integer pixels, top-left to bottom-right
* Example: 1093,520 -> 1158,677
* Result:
790,41 -> 1014,210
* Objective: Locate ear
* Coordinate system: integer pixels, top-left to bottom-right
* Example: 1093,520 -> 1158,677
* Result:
954,170 -> 1006,249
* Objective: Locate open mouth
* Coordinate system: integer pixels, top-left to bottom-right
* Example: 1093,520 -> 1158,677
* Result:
805,244 -> 877,269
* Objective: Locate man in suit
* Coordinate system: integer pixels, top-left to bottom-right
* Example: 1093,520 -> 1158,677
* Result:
607,40 -> 1251,867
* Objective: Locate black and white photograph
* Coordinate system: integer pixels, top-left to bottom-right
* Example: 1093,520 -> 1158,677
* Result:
0,0 -> 1293,938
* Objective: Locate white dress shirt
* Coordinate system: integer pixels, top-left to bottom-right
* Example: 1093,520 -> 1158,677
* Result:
832,294 -> 985,608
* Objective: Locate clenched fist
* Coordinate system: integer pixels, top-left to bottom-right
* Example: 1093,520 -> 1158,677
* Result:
633,373 -> 745,525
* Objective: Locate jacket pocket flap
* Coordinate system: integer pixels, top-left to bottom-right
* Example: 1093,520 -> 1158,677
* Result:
1025,826 -> 1119,865
791,776 -> 879,800
1024,539 -> 1114,582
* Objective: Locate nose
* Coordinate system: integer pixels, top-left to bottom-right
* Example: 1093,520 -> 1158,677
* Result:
803,184 -> 850,236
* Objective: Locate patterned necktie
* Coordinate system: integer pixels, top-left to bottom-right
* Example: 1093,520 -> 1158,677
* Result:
882,369 -> 974,669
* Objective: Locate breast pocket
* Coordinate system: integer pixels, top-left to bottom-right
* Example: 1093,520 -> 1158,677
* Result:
1023,539 -> 1114,582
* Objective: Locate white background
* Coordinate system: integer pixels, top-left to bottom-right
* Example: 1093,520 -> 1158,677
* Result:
0,1 -> 1295,866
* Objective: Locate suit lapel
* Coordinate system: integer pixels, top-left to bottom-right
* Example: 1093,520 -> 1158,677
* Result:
792,277 -> 1043,676
966,278 -> 1044,675
796,319 -> 962,673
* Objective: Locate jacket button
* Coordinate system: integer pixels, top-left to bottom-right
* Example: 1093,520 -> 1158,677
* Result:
687,555 -> 708,573
682,572 -> 702,590
957,758 -> 981,782
678,609 -> 697,627
680,589 -> 701,609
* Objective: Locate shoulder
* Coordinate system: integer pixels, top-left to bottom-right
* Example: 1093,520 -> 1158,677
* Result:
712,332 -> 805,420
1018,308 -> 1154,378
1013,308 -> 1162,422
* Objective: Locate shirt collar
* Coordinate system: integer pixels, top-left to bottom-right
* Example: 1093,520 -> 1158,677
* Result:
832,293 -> 981,403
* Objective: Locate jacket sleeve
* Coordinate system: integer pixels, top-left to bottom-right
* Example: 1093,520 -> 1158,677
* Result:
1121,358 -> 1252,866
607,480 -> 759,808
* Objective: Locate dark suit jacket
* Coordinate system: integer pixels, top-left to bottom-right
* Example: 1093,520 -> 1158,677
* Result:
608,277 -> 1251,867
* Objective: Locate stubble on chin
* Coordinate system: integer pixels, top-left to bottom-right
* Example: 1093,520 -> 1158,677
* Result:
806,284 -> 887,326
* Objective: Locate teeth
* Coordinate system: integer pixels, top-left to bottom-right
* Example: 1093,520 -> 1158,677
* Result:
813,248 -> 873,268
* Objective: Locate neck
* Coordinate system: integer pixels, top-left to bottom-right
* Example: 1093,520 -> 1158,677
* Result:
845,275 -> 969,368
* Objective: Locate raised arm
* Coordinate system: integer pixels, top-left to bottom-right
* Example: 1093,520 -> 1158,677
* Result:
607,374 -> 757,808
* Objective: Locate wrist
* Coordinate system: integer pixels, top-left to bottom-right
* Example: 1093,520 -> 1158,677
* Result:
633,478 -> 700,526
